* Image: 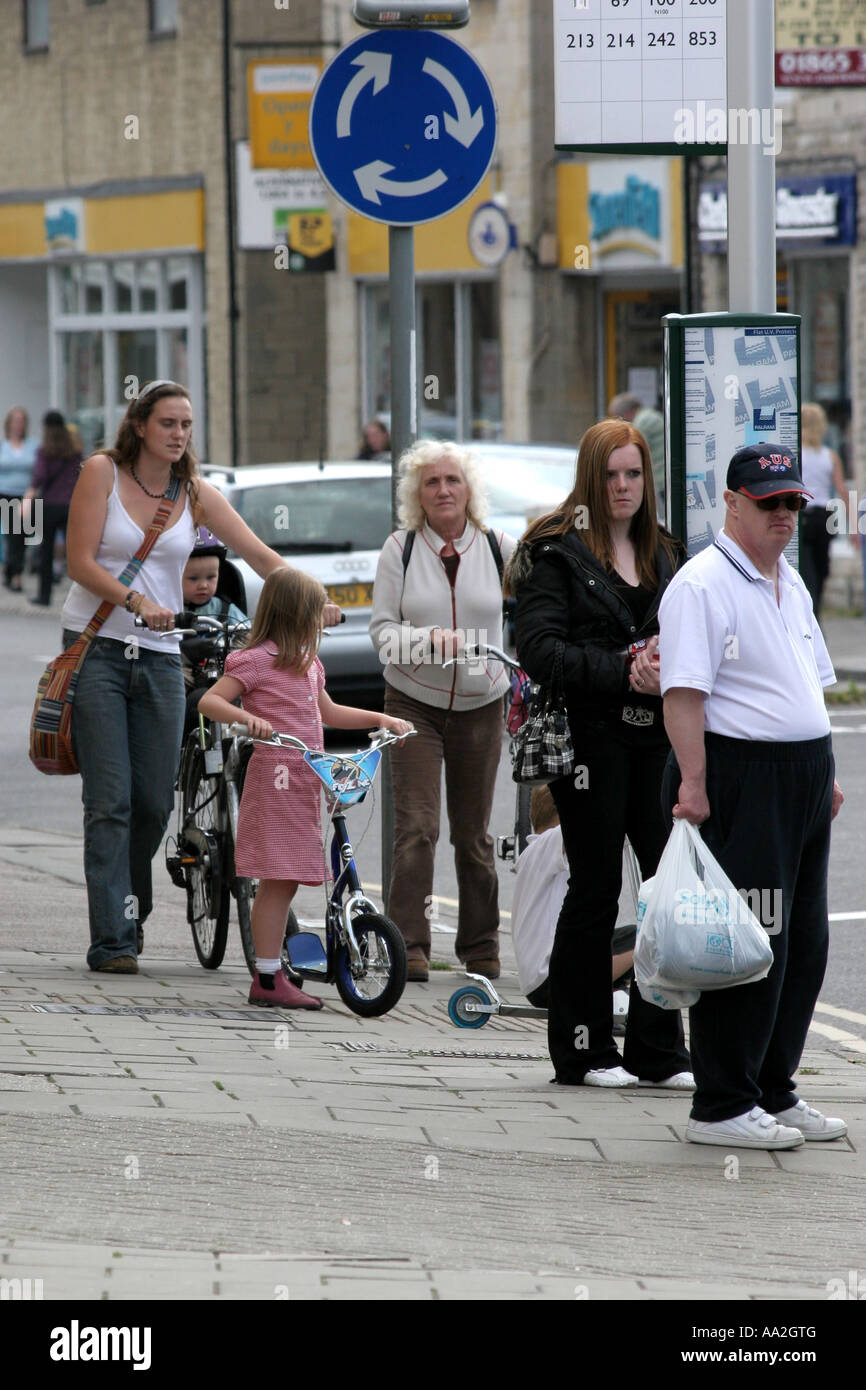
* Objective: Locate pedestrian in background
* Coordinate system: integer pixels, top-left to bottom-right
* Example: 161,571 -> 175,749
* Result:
370,440 -> 515,982
799,402 -> 851,621
608,391 -> 666,519
0,405 -> 39,591
356,417 -> 390,460
23,410 -> 82,607
660,443 -> 846,1150
508,418 -> 691,1088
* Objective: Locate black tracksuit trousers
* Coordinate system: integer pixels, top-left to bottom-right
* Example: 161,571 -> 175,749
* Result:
548,726 -> 690,1083
662,733 -> 835,1122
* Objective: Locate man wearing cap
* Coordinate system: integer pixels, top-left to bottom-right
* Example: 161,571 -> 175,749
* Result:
658,443 -> 846,1150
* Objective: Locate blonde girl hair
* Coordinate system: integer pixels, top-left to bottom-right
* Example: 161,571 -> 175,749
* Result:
396,439 -> 489,532
801,403 -> 828,451
245,567 -> 328,673
508,419 -> 675,593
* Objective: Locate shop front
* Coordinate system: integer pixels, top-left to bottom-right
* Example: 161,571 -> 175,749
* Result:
347,178 -> 508,442
698,172 -> 857,460
557,157 -> 685,416
0,179 -> 205,457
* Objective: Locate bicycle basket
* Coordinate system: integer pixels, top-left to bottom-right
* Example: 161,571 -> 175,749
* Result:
304,749 -> 382,806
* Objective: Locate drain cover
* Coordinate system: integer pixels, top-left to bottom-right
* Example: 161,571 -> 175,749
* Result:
336,1041 -> 547,1060
28,1004 -> 266,1020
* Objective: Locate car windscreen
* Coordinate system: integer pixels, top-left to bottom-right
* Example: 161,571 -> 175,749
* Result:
480,455 -> 577,514
229,477 -> 393,554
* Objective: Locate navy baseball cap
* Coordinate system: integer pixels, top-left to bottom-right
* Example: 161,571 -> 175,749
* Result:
726,444 -> 812,500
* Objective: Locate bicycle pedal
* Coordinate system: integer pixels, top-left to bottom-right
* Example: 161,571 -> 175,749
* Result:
165,853 -> 188,890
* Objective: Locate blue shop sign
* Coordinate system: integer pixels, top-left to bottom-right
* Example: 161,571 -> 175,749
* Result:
698,173 -> 857,250
590,176 -> 660,243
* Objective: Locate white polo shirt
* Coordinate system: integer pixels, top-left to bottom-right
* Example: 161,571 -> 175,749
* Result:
659,529 -> 834,741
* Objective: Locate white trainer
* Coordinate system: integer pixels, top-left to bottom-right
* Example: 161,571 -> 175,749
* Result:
772,1099 -> 847,1141
582,1065 -> 640,1088
686,1105 -> 804,1149
639,1071 -> 696,1090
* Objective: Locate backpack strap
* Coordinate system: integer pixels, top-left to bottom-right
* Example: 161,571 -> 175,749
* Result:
400,525 -> 504,617
485,528 -> 504,586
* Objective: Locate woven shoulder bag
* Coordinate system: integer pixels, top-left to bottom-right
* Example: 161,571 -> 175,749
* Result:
29,477 -> 181,775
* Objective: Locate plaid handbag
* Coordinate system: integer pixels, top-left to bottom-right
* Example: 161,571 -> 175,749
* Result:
510,640 -> 575,787
29,479 -> 181,775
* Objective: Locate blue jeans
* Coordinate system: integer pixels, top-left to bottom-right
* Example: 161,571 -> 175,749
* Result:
63,630 -> 184,968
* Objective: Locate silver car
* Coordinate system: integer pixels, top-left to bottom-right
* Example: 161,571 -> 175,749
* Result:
202,445 -> 578,706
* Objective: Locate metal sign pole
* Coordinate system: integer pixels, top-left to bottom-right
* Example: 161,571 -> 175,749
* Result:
726,0 -> 778,313
381,224 -> 417,913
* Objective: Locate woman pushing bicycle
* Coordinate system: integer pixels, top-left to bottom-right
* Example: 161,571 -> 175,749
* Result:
61,381 -> 342,976
198,567 -> 413,1010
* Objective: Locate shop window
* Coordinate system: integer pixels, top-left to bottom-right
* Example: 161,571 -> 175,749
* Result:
58,264 -> 82,314
169,327 -> 188,383
24,0 -> 50,51
361,278 -> 503,443
83,264 -> 106,314
137,260 -> 159,312
167,258 -> 188,310
113,261 -> 135,312
61,332 -> 104,456
118,329 -> 158,394
149,0 -> 178,36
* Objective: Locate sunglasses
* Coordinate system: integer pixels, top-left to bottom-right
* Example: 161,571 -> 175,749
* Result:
753,494 -> 807,513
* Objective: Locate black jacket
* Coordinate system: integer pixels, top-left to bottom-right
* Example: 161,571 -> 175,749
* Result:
510,525 -> 688,738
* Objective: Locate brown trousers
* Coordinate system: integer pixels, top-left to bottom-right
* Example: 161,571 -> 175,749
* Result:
384,687 -> 502,963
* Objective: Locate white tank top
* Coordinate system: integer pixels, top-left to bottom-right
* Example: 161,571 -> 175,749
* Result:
800,445 -> 833,508
62,463 -> 196,651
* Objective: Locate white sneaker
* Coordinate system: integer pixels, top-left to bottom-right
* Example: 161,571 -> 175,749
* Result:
773,1099 -> 847,1141
639,1071 -> 696,1090
582,1065 -> 640,1088
686,1105 -> 804,1150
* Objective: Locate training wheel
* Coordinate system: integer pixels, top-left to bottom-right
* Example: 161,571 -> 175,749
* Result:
448,984 -> 492,1029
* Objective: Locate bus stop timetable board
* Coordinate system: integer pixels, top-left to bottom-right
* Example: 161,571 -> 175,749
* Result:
554,0 -> 727,153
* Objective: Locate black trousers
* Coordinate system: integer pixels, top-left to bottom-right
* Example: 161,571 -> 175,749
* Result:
799,505 -> 832,619
548,727 -> 690,1082
0,493 -> 26,582
662,733 -> 834,1122
36,502 -> 69,604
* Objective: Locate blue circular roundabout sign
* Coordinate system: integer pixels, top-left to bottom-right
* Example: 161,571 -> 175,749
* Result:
309,29 -> 497,227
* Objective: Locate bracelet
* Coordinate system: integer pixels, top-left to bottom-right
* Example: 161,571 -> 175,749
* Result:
125,590 -> 144,616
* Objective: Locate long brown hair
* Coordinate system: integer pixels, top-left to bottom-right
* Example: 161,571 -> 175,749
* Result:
41,411 -> 79,460
517,419 -> 674,589
245,567 -> 328,674
101,382 -> 202,519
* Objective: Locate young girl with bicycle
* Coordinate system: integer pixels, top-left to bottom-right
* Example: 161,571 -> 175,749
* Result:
198,567 -> 413,1010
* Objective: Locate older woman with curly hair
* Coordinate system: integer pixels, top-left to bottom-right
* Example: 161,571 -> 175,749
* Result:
370,441 -> 516,981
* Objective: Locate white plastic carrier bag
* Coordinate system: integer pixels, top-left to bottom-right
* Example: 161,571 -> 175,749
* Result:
634,818 -> 774,1010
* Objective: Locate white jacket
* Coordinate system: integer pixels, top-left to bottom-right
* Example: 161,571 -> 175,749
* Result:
369,520 -> 516,711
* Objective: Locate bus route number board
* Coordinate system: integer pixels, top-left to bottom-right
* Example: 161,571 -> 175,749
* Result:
554,0 -> 727,150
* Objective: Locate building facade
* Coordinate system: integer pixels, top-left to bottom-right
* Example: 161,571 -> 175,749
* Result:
0,2 -> 862,494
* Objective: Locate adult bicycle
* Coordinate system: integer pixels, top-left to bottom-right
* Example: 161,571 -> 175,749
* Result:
143,612 -> 299,973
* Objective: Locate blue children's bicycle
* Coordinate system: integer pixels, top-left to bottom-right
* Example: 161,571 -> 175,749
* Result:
234,724 -> 414,1017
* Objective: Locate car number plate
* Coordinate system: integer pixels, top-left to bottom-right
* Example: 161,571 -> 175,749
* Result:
327,582 -> 374,609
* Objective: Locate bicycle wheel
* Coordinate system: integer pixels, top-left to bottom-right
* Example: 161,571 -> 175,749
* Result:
182,739 -> 230,969
335,911 -> 407,1018
232,745 -> 299,979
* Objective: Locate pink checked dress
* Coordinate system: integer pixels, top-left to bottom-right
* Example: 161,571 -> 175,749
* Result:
226,643 -> 328,883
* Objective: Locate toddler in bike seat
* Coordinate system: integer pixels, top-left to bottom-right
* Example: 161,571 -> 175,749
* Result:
197,566 -> 412,1011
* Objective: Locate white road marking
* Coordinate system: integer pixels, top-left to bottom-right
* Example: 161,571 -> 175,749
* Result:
807,1020 -> 866,1053
829,910 -> 866,922
814,1001 -> 866,1027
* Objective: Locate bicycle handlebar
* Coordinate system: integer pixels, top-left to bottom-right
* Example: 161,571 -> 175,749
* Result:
134,610 -> 346,635
227,723 -> 416,755
443,643 -> 523,673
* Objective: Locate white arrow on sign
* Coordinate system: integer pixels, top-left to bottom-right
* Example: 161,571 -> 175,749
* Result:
336,51 -> 392,139
422,57 -> 485,148
354,160 -> 448,205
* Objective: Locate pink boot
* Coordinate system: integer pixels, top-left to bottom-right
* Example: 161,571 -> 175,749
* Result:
249,970 -> 324,1010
